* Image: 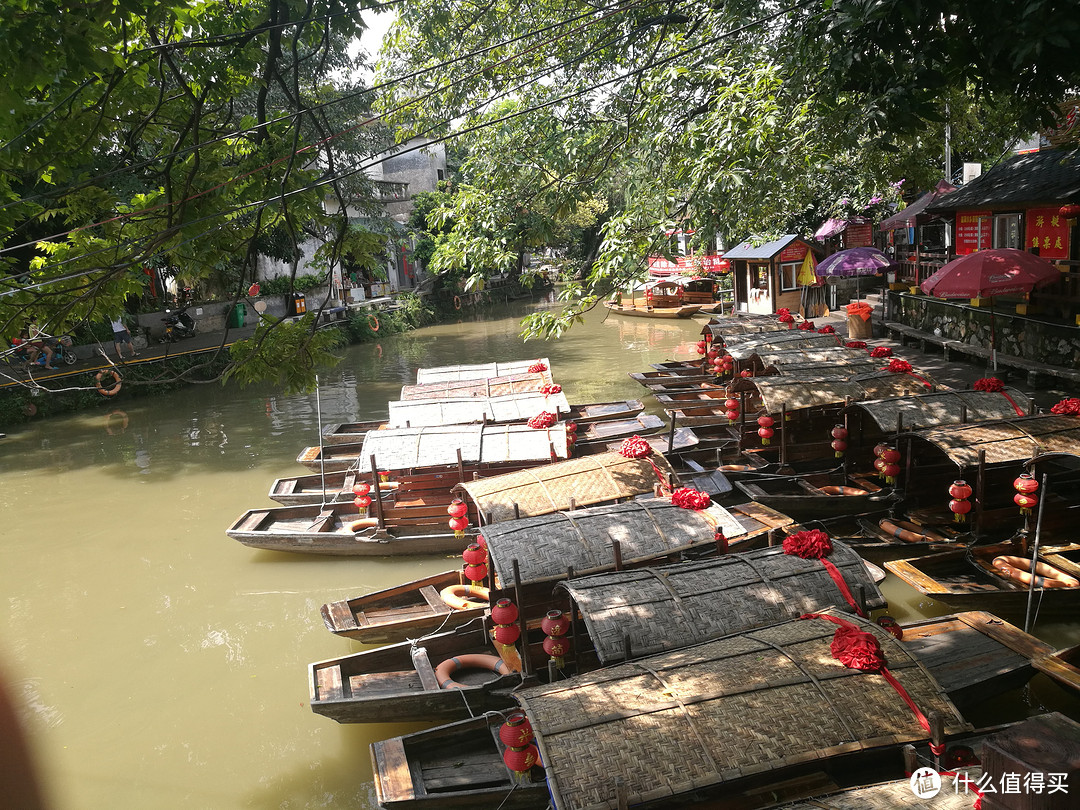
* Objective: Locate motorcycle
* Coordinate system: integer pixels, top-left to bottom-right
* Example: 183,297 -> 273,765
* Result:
161,306 -> 197,342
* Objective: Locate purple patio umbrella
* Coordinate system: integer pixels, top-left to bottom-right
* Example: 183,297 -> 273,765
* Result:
815,247 -> 895,300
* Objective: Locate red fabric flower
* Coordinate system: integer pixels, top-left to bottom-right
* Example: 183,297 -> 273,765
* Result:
776,308 -> 790,317
869,346 -> 893,358
778,312 -> 795,324
527,411 -> 557,429
844,340 -> 867,349
972,377 -> 1004,393
539,383 -> 562,395
671,487 -> 711,510
830,625 -> 886,672
618,435 -> 652,458
1051,397 -> 1080,415
817,325 -> 836,334
782,529 -> 833,559
886,358 -> 913,374
797,320 -> 816,331
527,361 -> 548,373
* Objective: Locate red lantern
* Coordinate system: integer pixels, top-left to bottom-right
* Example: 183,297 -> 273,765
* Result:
540,610 -> 569,637
830,425 -> 848,440
881,448 -> 901,464
1059,203 -> 1080,220
756,426 -> 774,444
490,598 -> 518,626
1013,474 -> 1039,494
757,414 -> 775,445
447,498 -> 469,518
882,463 -> 901,482
831,439 -> 847,457
873,442 -> 889,458
724,409 -> 739,423
354,494 -> 372,512
757,415 -> 774,428
502,743 -> 539,775
449,515 -> 470,537
724,397 -> 739,410
464,562 -> 488,582
874,457 -> 888,477
707,348 -> 720,360
696,340 -> 707,355
352,483 -> 370,496
462,543 -> 487,565
542,635 -> 569,667
948,480 -> 973,500
499,713 -> 534,747
494,623 -> 521,645
1014,492 -> 1038,515
949,498 -> 972,521
740,369 -> 752,378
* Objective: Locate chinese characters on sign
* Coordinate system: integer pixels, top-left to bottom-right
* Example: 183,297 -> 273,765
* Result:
844,223 -> 874,248
915,770 -> 1073,800
955,210 -> 992,255
778,242 -> 809,263
1024,207 -> 1071,259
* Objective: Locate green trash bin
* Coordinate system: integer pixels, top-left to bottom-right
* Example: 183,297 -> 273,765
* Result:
227,303 -> 246,328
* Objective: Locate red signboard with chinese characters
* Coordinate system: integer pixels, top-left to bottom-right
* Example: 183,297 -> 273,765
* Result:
955,210 -> 992,255
647,255 -> 731,275
844,223 -> 874,248
1025,207 -> 1070,259
778,242 -> 808,262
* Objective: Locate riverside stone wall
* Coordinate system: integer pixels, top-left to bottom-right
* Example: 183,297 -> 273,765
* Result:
889,292 -> 1080,369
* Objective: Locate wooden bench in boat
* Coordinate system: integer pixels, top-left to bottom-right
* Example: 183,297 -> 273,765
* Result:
325,600 -> 358,631
235,511 -> 269,532
418,586 -> 454,615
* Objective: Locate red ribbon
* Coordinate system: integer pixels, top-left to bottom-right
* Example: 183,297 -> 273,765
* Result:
999,390 -> 1025,417
819,559 -> 866,617
801,613 -> 943,753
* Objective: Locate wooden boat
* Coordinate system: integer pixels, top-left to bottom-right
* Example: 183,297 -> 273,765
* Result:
1033,645 -> 1080,693
650,360 -> 709,374
310,542 -> 884,723
885,539 -> 1080,614
628,369 -> 714,389
369,609 -> 1053,809
296,422 -> 569,473
603,300 -> 701,318
734,472 -> 890,519
320,496 -> 793,644
573,413 -> 664,445
415,358 -> 552,384
601,426 -> 701,457
320,399 -> 645,445
830,517 -> 968,559
225,502 -> 476,556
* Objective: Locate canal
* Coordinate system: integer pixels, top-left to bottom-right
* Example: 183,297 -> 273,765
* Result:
0,295 -> 1076,808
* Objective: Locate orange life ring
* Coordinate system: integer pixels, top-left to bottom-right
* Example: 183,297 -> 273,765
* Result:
349,517 -> 379,532
95,369 -> 122,397
438,584 -> 490,610
367,314 -> 379,332
991,556 -> 1080,589
105,410 -> 129,435
878,519 -> 943,544
453,295 -> 462,310
434,654 -> 509,690
819,485 -> 869,496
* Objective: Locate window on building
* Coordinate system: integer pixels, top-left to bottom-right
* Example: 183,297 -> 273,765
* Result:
780,262 -> 800,291
993,213 -> 1022,249
436,168 -> 445,181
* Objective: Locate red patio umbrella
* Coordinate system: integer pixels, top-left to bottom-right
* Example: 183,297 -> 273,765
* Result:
919,248 -> 1061,369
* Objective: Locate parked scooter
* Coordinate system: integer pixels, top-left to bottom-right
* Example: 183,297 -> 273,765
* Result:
161,306 -> 197,342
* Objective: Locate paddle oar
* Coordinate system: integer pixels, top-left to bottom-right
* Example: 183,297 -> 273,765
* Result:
1023,473 -> 1050,633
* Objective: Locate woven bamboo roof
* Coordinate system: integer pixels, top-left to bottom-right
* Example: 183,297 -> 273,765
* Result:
415,358 -> 552,383
773,362 -> 882,378
756,347 -> 869,366
356,423 -> 568,473
519,610 -> 968,810
725,333 -> 842,360
385,392 -> 570,428
852,388 -> 1032,432
561,541 -> 886,664
907,414 -> 1080,468
400,372 -> 551,400
479,498 -> 746,585
701,316 -> 781,339
458,450 -> 677,523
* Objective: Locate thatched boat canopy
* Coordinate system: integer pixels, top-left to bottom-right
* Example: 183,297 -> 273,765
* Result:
400,372 -> 550,401
729,373 -> 932,414
457,450 -> 676,523
905,414 -> 1080,468
478,498 -> 745,585
357,423 -> 568,473
851,388 -> 1033,433
518,610 -> 968,810
772,361 -> 882,378
724,332 -> 842,360
559,541 -> 886,665
415,358 -> 552,383
385,392 -> 569,428
700,316 -> 781,340
756,347 -> 869,366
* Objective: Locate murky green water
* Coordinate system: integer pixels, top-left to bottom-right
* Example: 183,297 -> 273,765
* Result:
1,295 -> 1076,809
